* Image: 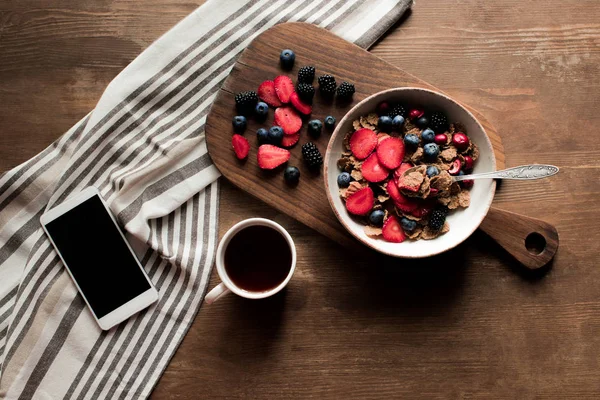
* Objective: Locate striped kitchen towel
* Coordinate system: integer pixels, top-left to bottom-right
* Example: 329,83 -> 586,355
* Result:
0,0 -> 412,398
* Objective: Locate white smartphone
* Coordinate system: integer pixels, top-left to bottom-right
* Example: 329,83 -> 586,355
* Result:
40,187 -> 158,330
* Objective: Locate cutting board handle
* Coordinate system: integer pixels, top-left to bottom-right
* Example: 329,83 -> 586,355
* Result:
479,207 -> 559,269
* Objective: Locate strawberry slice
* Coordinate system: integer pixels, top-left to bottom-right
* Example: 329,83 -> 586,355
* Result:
349,128 -> 377,160
257,145 -> 290,170
274,76 -> 294,103
361,153 -> 389,183
382,215 -> 406,243
231,134 -> 249,160
393,162 -> 413,185
345,187 -> 374,216
258,80 -> 282,107
281,132 -> 300,148
376,137 -> 405,170
289,92 -> 312,115
411,202 -> 434,218
395,199 -> 419,213
387,180 -> 418,212
274,106 -> 302,135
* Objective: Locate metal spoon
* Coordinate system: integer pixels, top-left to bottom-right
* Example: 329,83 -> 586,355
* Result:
452,164 -> 559,182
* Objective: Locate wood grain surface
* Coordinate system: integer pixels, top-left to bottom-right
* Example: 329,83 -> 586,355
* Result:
205,22 -> 506,250
1,1 -> 600,399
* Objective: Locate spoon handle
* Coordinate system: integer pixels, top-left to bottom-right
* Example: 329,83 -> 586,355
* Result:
454,164 -> 559,182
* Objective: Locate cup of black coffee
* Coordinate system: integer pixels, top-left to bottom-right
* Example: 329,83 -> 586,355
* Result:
205,218 -> 296,304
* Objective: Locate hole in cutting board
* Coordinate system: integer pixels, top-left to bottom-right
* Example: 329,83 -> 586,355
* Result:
525,232 -> 546,255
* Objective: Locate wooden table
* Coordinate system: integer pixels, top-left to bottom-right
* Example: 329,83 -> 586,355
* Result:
1,1 -> 599,398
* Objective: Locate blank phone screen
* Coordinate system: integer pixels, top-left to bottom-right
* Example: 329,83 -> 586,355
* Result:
45,195 -> 151,318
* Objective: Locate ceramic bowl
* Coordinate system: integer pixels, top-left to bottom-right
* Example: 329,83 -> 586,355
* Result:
324,87 -> 496,258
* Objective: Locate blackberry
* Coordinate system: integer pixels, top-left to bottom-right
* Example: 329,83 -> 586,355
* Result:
336,81 -> 355,100
388,104 -> 407,118
234,91 -> 258,115
301,142 -> 323,169
298,66 -> 315,84
296,83 -> 315,103
428,207 -> 448,231
317,74 -> 337,97
429,111 -> 449,133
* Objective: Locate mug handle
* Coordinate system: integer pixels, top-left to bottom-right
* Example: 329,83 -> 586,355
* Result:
205,283 -> 230,304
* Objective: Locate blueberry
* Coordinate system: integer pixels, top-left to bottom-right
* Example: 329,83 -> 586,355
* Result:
400,217 -> 417,232
378,116 -> 393,133
416,116 -> 429,129
279,49 -> 295,70
256,128 -> 269,144
337,172 -> 352,188
284,166 -> 300,184
369,210 -> 385,227
421,128 -> 435,143
254,102 -> 268,121
423,143 -> 440,159
324,116 -> 336,130
392,115 -> 405,131
426,165 -> 440,177
404,133 -> 420,147
308,119 -> 323,138
232,115 -> 247,133
268,126 -> 284,145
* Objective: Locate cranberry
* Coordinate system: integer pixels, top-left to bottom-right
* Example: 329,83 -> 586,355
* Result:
461,179 -> 474,189
377,101 -> 390,115
448,159 -> 462,175
408,109 -> 424,120
452,132 -> 469,150
428,188 -> 439,197
434,134 -> 447,145
463,155 -> 474,171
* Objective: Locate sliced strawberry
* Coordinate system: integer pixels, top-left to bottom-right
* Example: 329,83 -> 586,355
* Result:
376,137 -> 405,170
257,145 -> 290,170
349,128 -> 377,160
361,153 -> 389,183
393,162 -> 413,184
274,106 -> 302,135
411,202 -> 434,218
231,134 -> 249,160
289,92 -> 312,115
395,199 -> 419,213
274,75 -> 294,103
281,133 -> 300,148
388,181 -> 418,212
386,179 -> 403,204
345,187 -> 374,216
382,215 -> 406,243
258,80 -> 282,107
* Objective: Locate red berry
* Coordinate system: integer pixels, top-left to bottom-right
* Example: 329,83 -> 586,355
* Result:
409,109 -> 424,120
377,101 -> 390,115
411,202 -> 434,218
428,187 -> 439,197
376,137 -> 405,170
289,92 -> 312,115
281,133 -> 300,148
452,132 -> 470,150
361,153 -> 389,183
382,215 -> 406,243
393,162 -> 413,186
257,145 -> 290,170
463,155 -> 474,171
257,80 -> 282,107
448,158 -> 462,175
346,187 -> 374,216
273,75 -> 294,104
274,106 -> 302,135
231,134 -> 250,160
349,128 -> 378,160
461,179 -> 474,189
434,134 -> 447,145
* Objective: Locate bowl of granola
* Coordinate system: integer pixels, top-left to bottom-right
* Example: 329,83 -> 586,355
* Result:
324,87 -> 496,258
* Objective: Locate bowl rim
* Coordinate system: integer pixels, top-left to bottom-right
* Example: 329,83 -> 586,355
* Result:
323,87 -> 497,258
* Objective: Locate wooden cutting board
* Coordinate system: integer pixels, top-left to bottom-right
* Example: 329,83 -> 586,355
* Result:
206,23 -> 556,268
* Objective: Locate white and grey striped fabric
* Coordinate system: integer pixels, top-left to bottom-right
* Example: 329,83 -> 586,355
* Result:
0,0 -> 412,398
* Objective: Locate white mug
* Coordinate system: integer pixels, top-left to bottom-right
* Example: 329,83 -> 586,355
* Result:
205,218 -> 296,304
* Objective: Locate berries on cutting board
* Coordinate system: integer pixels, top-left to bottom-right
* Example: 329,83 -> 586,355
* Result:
361,153 -> 389,183
324,116 -> 336,130
400,217 -> 417,232
317,74 -> 337,97
337,172 -> 352,188
257,145 -> 290,170
274,106 -> 302,135
426,165 -> 440,177
423,143 -> 440,159
336,81 -> 355,100
231,134 -> 250,160
369,210 -> 385,227
301,142 -> 323,170
254,101 -> 269,121
376,137 -> 405,170
279,49 -> 295,70
256,128 -> 269,144
274,75 -> 295,104
281,133 -> 300,148
345,187 -> 374,216
297,65 -> 315,84
391,115 -> 405,131
428,207 -> 448,231
234,91 -> 258,115
403,133 -> 420,148
267,126 -> 284,145
308,119 -> 323,138
284,166 -> 300,184
382,215 -> 406,243
257,80 -> 282,107
296,83 -> 315,103
429,111 -> 449,133
377,115 -> 393,133
415,116 -> 429,129
421,128 -> 435,143
290,92 -> 312,115
452,132 -> 470,150
232,115 -> 247,133
349,128 -> 378,160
